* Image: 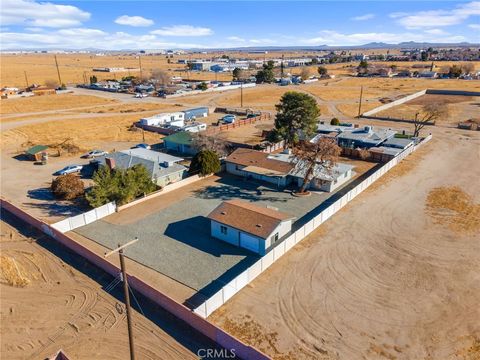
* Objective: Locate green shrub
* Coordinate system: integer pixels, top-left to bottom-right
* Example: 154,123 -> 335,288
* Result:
86,164 -> 156,207
189,150 -> 221,176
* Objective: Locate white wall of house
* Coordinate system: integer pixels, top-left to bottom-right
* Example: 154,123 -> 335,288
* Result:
154,169 -> 185,188
140,112 -> 185,126
211,219 -> 292,255
265,219 -> 292,250
297,169 -> 353,192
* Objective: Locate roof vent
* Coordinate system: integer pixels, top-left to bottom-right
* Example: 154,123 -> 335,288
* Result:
256,224 -> 262,228
221,211 -> 226,215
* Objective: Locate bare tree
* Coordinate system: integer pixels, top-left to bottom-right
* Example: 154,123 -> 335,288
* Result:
151,69 -> 171,88
191,132 -> 230,157
413,103 -> 448,137
45,79 -> 59,89
292,138 -> 341,194
300,67 -> 311,80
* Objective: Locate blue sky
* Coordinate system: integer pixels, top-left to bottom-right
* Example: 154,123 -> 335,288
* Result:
1,1 -> 479,49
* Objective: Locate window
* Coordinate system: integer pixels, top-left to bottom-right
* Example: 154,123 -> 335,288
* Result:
220,226 -> 228,235
272,232 -> 279,243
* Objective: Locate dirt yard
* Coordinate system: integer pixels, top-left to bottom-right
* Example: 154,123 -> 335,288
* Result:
210,125 -> 480,360
0,213 -> 217,360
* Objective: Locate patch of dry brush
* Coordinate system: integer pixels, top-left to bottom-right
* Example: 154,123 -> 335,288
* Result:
0,255 -> 30,287
426,186 -> 480,234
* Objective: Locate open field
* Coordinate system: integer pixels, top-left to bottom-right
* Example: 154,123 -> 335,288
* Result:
0,93 -> 117,115
0,212 -> 218,360
210,124 -> 480,360
1,113 -> 163,151
375,95 -> 480,125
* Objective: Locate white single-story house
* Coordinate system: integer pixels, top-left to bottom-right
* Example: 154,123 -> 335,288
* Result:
207,200 -> 294,255
225,148 -> 354,192
139,112 -> 185,127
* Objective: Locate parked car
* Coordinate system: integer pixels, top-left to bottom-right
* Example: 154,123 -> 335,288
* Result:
82,150 -> 108,158
133,143 -> 151,150
135,93 -> 148,98
246,113 -> 260,119
222,115 -> 236,124
54,165 -> 83,176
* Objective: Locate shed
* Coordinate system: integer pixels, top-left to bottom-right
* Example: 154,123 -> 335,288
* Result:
25,145 -> 48,161
183,107 -> 209,120
207,200 -> 294,255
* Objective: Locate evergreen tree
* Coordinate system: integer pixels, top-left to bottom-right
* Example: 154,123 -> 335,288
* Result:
274,91 -> 320,148
189,150 -> 221,176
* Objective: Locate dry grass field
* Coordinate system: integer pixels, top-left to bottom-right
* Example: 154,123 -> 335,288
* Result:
374,95 -> 480,125
0,53 -> 232,87
1,113 -> 162,151
0,93 -> 117,115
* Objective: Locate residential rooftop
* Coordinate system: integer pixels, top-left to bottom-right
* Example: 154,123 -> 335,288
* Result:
207,199 -> 294,239
226,148 -> 294,175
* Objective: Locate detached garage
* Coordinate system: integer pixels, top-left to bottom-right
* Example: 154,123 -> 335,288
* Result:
207,200 -> 294,255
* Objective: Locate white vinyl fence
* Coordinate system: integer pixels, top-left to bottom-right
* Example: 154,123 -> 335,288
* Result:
51,201 -> 116,233
194,135 -> 432,318
362,89 -> 426,116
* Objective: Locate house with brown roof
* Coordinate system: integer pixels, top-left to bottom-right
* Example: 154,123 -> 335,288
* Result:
225,148 -> 294,188
225,148 -> 354,192
207,200 -> 294,255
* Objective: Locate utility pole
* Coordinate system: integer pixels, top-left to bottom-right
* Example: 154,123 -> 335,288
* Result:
240,82 -> 243,108
24,71 -> 29,88
105,238 -> 139,360
138,56 -> 143,80
54,55 -> 62,86
357,85 -> 363,117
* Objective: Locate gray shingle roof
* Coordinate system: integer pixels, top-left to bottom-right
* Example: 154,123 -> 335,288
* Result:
97,150 -> 186,180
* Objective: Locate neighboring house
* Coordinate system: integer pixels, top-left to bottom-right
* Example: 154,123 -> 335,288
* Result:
162,131 -> 196,155
96,148 -> 187,187
226,148 -> 293,188
1,87 -> 19,97
207,200 -> 295,255
139,112 -> 185,127
190,61 -> 213,71
135,84 -> 155,93
418,71 -> 438,78
32,87 -> 56,96
183,107 -> 209,120
225,148 -> 354,192
25,145 -> 48,161
382,137 -> 414,150
335,126 -> 396,149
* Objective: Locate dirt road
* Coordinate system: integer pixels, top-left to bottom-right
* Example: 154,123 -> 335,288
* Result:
210,125 -> 480,360
0,212 -> 218,359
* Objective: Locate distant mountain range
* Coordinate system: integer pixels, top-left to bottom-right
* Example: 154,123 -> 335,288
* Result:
2,41 -> 478,53
211,42 -> 478,52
